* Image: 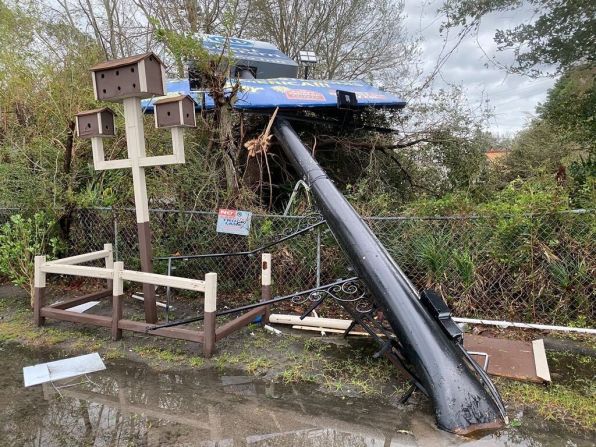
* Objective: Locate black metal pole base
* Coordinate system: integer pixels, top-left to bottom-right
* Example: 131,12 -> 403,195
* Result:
273,117 -> 506,435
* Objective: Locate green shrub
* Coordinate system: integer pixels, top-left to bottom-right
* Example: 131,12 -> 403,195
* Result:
412,232 -> 451,286
0,212 -> 62,306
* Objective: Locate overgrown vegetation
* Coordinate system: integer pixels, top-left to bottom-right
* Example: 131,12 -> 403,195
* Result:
498,352 -> 596,430
0,212 -> 62,305
0,0 -> 593,335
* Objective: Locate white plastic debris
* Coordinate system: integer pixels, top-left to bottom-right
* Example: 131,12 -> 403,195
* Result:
23,353 -> 106,387
264,324 -> 283,336
67,301 -> 100,313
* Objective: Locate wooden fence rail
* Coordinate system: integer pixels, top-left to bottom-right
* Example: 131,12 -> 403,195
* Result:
32,245 -> 270,357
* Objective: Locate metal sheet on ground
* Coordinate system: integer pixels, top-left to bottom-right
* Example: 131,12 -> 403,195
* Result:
464,335 -> 550,383
23,353 -> 106,387
66,301 -> 100,313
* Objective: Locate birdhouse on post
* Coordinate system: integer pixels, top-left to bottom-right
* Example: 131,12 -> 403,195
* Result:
90,52 -> 166,102
79,52 -> 188,324
154,95 -> 197,129
75,108 -> 115,139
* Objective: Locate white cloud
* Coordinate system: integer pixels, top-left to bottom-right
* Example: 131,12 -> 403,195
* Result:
403,0 -> 557,136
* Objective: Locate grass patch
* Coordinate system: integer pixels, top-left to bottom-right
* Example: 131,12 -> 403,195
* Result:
132,345 -> 188,364
280,361 -> 318,383
499,380 -> 596,430
277,339 -> 398,396
214,351 -> 271,375
132,345 -> 208,368
0,309 -> 101,348
2,295 -> 405,400
104,348 -> 125,360
246,356 -> 272,374
189,356 -> 205,367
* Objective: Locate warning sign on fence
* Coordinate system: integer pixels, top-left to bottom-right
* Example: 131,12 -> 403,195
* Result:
216,209 -> 252,236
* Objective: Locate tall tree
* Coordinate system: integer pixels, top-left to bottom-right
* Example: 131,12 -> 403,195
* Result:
502,65 -> 594,180
245,0 -> 417,82
440,0 -> 595,76
536,65 -> 595,150
46,0 -> 149,59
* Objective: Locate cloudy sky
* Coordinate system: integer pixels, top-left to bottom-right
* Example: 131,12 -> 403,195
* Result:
403,1 -> 557,137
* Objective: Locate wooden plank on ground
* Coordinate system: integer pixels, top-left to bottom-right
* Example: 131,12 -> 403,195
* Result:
118,319 -> 204,343
216,307 -> 266,341
50,289 -> 111,310
40,307 -> 112,328
464,334 -> 551,383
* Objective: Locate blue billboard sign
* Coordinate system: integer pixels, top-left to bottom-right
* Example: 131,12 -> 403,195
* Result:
202,35 -> 298,68
234,78 -> 406,109
142,78 -> 406,112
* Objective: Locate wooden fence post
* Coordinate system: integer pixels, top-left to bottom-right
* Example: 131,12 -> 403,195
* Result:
111,261 -> 124,341
261,253 -> 272,325
203,272 -> 217,358
33,255 -> 46,327
104,243 -> 114,291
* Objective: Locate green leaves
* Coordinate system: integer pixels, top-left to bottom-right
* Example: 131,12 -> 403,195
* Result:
413,233 -> 451,285
0,212 -> 62,305
441,0 -> 595,76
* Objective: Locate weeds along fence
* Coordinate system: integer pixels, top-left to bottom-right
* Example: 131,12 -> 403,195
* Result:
1,207 -> 594,327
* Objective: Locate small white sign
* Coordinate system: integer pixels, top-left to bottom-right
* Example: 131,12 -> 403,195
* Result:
216,209 -> 252,236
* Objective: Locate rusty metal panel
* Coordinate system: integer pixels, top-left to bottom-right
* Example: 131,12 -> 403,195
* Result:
464,334 -> 550,383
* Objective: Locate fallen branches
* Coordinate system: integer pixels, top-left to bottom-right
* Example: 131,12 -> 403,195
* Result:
244,107 -> 279,158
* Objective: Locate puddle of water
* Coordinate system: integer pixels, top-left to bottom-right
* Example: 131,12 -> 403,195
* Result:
0,345 -> 592,447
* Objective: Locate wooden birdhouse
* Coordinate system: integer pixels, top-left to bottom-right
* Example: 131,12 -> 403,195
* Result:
153,95 -> 197,128
90,52 -> 166,102
76,108 -> 116,139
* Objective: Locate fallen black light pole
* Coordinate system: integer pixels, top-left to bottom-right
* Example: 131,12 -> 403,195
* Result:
273,117 -> 506,434
146,277 -> 359,331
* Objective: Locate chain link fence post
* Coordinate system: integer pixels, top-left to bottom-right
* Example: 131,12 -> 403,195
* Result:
112,207 -> 119,262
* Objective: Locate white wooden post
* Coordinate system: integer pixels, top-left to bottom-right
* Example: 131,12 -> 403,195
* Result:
261,253 -> 272,324
171,127 -> 186,163
91,137 -> 105,171
112,261 -> 124,340
85,98 -> 188,325
203,272 -> 217,357
34,255 -> 47,326
123,97 -> 150,224
124,96 -> 155,323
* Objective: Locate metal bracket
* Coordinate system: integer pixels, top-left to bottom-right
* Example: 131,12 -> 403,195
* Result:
467,351 -> 490,371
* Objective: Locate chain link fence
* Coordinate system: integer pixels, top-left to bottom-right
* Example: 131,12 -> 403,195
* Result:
2,207 -> 594,327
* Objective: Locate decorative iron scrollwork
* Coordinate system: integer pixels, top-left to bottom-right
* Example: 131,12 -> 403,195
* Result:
279,214 -> 325,238
290,277 -> 374,314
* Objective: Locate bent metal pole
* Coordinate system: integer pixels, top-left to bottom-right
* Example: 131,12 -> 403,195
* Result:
273,117 -> 505,434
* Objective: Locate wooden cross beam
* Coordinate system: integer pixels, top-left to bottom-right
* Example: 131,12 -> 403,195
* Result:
89,97 -> 187,323
80,53 -> 197,324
